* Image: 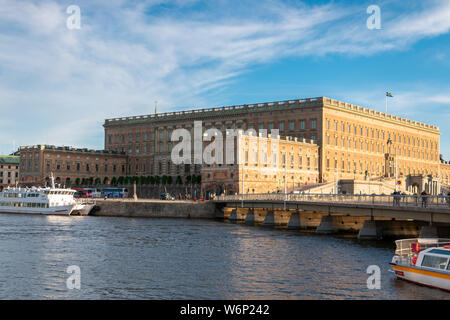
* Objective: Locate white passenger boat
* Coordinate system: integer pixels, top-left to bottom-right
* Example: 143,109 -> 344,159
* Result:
0,175 -> 93,216
390,238 -> 450,292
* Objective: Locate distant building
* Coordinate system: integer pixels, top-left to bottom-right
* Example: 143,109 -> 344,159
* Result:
0,155 -> 20,187
201,133 -> 319,195
19,145 -> 127,187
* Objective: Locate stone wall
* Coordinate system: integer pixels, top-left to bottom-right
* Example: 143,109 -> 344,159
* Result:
93,199 -> 216,219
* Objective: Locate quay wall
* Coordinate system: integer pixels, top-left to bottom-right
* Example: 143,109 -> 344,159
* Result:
93,199 -> 216,219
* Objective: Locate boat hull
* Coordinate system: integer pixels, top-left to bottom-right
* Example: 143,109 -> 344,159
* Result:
391,264 -> 450,292
71,204 -> 95,216
0,205 -> 74,216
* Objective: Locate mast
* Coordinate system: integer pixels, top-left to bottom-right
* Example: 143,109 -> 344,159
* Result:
50,172 -> 56,189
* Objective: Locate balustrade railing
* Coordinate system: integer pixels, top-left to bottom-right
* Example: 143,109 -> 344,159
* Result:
215,193 -> 450,209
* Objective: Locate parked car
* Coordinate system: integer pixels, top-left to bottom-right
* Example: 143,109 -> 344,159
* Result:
160,193 -> 175,200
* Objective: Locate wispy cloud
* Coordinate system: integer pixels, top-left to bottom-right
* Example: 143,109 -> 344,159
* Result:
0,0 -> 449,153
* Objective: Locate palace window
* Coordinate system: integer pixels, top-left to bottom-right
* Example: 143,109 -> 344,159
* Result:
300,120 -> 305,130
289,121 -> 295,131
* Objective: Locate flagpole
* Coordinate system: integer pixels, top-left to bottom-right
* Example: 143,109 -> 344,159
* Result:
385,94 -> 388,114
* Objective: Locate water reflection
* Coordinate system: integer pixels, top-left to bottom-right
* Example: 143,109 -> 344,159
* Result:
0,214 -> 448,300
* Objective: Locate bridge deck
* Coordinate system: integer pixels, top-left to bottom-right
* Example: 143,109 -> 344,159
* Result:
214,194 -> 450,224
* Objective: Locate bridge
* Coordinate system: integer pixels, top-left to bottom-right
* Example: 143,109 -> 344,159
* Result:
213,194 -> 450,239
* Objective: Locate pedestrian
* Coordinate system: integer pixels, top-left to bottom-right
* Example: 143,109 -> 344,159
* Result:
421,190 -> 428,208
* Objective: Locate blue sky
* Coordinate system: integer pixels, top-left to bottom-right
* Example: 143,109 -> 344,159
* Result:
0,0 -> 449,157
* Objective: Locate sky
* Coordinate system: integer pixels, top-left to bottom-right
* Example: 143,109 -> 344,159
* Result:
0,0 -> 449,157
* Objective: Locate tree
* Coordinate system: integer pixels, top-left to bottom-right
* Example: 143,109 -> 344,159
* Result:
191,175 -> 201,185
95,177 -> 101,185
162,175 -> 168,185
111,177 -> 117,185
167,176 -> 173,185
154,175 -> 161,185
149,176 -> 155,185
176,176 -> 182,185
118,176 -> 124,185
81,178 -> 86,185
186,175 -> 192,185
103,177 -> 109,185
139,176 -> 146,185
75,178 -> 80,186
88,177 -> 94,185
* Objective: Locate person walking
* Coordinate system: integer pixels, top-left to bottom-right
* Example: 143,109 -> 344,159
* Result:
421,190 -> 428,208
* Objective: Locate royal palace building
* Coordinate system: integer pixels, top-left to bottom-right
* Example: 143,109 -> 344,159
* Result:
19,145 -> 128,187
201,133 -> 320,194
103,97 -> 442,188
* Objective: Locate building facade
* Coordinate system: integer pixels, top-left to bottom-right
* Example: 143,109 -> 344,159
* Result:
103,97 -> 442,188
201,133 -> 319,195
0,155 -> 20,187
19,145 -> 127,187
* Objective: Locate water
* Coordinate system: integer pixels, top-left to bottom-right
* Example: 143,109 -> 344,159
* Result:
0,214 -> 448,300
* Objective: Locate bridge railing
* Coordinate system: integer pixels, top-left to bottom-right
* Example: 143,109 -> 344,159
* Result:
215,193 -> 450,209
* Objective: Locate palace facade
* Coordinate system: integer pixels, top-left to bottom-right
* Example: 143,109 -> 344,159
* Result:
19,145 -> 127,187
0,155 -> 20,187
201,133 -> 319,195
103,97 -> 442,187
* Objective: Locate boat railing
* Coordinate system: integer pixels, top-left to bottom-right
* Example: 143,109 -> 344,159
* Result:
215,193 -> 450,209
394,238 -> 450,265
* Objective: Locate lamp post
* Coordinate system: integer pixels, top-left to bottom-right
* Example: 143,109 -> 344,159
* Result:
395,149 -> 398,192
284,153 -> 287,210
335,166 -> 339,195
241,161 -> 244,208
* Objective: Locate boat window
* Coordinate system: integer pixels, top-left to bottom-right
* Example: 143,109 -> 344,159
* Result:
428,249 -> 450,256
421,255 -> 449,270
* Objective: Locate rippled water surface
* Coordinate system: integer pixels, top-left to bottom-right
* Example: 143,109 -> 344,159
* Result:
0,214 -> 448,299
